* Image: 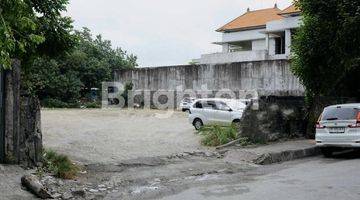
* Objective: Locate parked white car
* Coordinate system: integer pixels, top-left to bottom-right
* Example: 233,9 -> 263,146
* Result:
179,97 -> 196,112
316,103 -> 360,157
189,98 -> 247,130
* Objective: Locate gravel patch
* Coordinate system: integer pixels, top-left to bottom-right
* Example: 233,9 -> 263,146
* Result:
42,109 -> 206,164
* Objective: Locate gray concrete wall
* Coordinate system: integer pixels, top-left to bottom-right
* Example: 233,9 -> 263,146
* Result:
115,60 -> 304,96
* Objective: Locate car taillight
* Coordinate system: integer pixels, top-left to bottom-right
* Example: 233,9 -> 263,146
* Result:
316,123 -> 325,129
315,113 -> 325,129
349,111 -> 360,128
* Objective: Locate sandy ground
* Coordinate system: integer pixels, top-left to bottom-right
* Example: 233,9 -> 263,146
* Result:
42,109 -> 206,164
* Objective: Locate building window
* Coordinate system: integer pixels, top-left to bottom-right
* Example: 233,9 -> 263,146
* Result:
275,32 -> 285,55
228,41 -> 252,52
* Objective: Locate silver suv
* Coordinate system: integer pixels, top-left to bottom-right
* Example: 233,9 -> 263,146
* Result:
316,103 -> 360,157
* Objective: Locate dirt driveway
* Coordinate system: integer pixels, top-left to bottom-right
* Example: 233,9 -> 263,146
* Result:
42,109 -> 206,164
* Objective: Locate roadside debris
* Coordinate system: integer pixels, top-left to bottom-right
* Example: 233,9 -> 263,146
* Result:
215,138 -> 242,150
21,175 -> 52,199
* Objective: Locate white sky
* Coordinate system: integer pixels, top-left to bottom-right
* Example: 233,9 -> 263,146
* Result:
66,0 -> 292,67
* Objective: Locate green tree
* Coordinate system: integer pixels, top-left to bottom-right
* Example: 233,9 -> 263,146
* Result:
0,0 -> 75,68
292,0 -> 360,136
71,28 -> 137,96
22,28 -> 137,107
292,0 -> 360,98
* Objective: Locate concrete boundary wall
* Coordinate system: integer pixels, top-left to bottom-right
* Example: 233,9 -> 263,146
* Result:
114,60 -> 304,97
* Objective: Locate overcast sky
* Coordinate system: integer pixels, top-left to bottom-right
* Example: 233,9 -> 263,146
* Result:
66,0 -> 292,67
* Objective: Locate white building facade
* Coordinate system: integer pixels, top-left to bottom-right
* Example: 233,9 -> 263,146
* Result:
196,5 -> 301,64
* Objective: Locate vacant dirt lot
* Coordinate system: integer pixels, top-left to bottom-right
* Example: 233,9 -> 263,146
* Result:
42,109 -> 206,164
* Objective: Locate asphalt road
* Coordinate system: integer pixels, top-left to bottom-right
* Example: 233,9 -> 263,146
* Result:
162,152 -> 360,200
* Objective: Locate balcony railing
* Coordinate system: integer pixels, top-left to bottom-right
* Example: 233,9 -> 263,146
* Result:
197,50 -> 291,64
199,50 -> 267,64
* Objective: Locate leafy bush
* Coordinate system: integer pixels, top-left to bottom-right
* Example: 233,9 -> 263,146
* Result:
121,82 -> 134,107
42,98 -> 80,108
42,149 -> 80,179
198,125 -> 238,146
42,98 -> 101,109
83,101 -> 101,108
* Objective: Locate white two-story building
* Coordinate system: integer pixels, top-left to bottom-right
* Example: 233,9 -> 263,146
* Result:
196,4 -> 301,64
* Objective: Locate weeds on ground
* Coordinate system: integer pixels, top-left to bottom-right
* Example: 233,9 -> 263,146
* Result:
82,101 -> 101,108
198,125 -> 254,147
198,125 -> 237,146
238,137 -> 253,146
42,98 -> 81,108
39,149 -> 80,179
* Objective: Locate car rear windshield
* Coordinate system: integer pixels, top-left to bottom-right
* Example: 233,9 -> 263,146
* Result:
321,107 -> 359,121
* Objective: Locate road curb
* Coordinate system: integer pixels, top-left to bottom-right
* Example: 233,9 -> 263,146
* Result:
253,146 -> 321,165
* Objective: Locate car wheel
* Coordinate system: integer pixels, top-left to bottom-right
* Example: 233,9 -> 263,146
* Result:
193,118 -> 203,130
321,147 -> 334,158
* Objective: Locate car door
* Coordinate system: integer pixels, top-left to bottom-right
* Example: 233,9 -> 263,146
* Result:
213,101 -> 232,125
202,101 -> 217,124
191,100 -> 203,115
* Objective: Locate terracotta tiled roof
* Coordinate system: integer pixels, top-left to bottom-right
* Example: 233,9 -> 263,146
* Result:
217,7 -> 284,32
279,4 -> 301,15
